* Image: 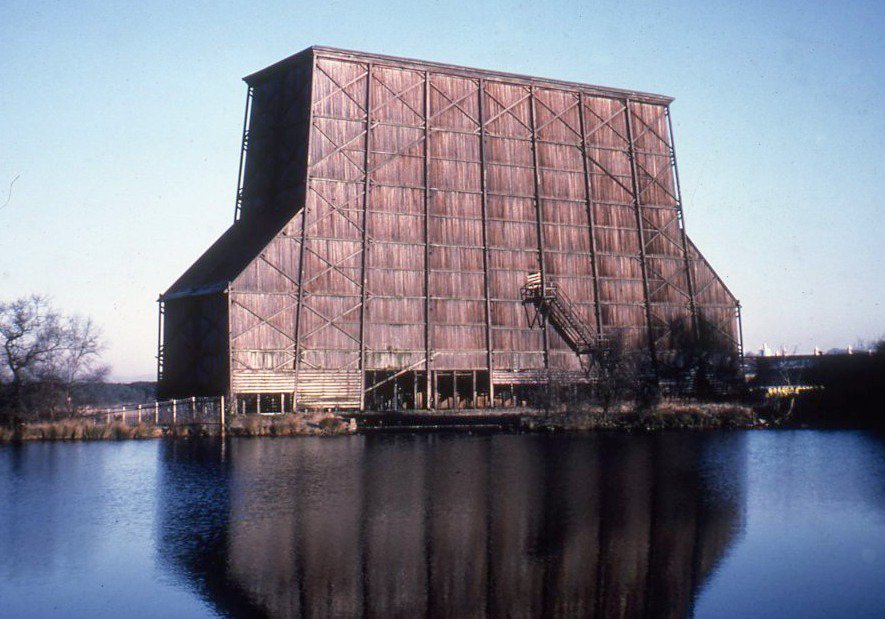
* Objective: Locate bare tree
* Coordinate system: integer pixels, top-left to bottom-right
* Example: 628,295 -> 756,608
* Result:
662,317 -> 742,398
1,296 -> 109,421
584,333 -> 640,415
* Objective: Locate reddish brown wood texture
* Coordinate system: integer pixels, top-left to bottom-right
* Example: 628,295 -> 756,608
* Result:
164,48 -> 739,406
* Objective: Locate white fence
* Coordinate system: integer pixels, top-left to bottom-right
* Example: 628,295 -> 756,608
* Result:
90,395 -> 226,427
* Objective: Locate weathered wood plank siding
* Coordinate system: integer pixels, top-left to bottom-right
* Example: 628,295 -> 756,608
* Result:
160,47 -> 740,407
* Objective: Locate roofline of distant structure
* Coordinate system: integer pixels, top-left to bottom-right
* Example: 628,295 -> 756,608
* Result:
243,45 -> 674,106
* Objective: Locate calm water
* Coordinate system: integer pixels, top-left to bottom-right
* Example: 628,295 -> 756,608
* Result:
0,431 -> 883,618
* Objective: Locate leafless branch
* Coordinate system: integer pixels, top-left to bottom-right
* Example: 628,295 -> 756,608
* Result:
0,174 -> 21,211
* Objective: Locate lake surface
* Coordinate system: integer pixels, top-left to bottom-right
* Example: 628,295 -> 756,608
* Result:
1,430 -> 883,618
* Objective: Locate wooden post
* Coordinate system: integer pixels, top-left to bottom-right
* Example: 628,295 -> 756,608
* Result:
453,371 -> 458,410
154,401 -> 159,424
624,98 -> 659,377
220,394 -> 226,436
423,70 -> 433,411
280,392 -> 286,414
528,86 -> 550,372
137,404 -> 142,424
191,396 -> 196,422
106,409 -> 111,424
471,371 -> 477,409
577,92 -> 604,335
666,106 -> 700,340
172,399 -> 177,425
357,63 -> 373,412
291,49 -> 317,416
122,406 -> 126,425
478,78 -> 495,408
412,372 -> 418,411
433,371 -> 438,410
256,394 -> 261,415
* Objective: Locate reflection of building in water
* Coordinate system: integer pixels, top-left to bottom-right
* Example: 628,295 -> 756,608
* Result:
158,434 -> 745,617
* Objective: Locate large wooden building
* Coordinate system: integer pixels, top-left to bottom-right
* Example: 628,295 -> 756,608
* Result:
158,46 -> 741,411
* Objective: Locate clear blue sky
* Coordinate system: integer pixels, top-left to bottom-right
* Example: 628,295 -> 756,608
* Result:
2,1 -> 883,380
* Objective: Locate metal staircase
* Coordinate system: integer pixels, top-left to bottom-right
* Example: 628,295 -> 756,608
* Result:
521,272 -> 605,356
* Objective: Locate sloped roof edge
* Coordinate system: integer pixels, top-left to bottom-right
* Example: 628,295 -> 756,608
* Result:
161,208 -> 296,301
243,46 -> 673,105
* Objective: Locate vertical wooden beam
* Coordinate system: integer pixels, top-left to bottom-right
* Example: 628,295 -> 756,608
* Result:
424,70 -> 433,409
624,99 -> 659,377
412,372 -> 418,410
453,371 -> 458,410
292,51 -> 318,413
577,93 -> 604,336
665,105 -> 700,340
225,287 -> 233,412
156,298 -> 165,387
233,85 -> 253,223
736,301 -> 745,377
478,78 -> 495,407
358,63 -> 373,412
528,86 -> 550,372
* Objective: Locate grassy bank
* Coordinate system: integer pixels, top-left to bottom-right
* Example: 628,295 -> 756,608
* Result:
228,413 -> 352,437
0,412 -> 352,442
0,402 -> 757,442
525,401 -> 758,432
0,419 -> 164,442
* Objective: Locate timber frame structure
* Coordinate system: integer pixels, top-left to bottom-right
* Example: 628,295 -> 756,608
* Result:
158,46 -> 741,411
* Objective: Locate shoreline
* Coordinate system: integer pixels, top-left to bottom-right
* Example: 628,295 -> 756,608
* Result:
0,401 -> 762,442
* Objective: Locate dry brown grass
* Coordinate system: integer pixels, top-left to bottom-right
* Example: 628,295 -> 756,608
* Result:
0,419 -> 163,442
0,412 -> 353,442
231,413 -> 351,437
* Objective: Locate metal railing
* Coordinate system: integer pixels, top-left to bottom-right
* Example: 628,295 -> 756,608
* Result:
522,272 -> 603,355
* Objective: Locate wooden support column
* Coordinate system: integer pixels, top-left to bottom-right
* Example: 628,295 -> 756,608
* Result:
225,288 -> 234,415
423,70 -> 433,409
478,78 -> 495,407
665,105 -> 700,339
412,372 -> 418,410
577,93 -> 604,336
624,99 -> 659,377
292,53 -> 318,414
358,62 -> 373,412
156,299 -> 165,386
453,371 -> 458,410
233,85 -> 253,223
528,86 -> 550,371
737,302 -> 745,374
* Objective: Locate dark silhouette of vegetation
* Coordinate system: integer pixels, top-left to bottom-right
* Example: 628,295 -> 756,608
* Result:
1,295 -> 109,423
775,345 -> 885,429
537,317 -> 743,415
659,317 -> 743,398
584,333 -> 643,414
